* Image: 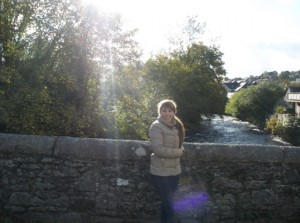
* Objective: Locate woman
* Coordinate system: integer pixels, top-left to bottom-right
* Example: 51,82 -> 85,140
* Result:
149,99 -> 185,223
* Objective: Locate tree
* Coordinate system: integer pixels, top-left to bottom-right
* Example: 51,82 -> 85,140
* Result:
144,42 -> 227,128
278,71 -> 290,83
143,15 -> 228,129
225,82 -> 285,128
0,0 -> 40,132
261,71 -> 278,81
168,15 -> 206,52
0,0 -> 145,138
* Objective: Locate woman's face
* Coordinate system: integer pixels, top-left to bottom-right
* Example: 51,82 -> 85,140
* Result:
160,106 -> 175,123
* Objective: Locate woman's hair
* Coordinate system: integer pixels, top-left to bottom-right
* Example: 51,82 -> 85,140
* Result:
157,99 -> 185,147
157,99 -> 177,115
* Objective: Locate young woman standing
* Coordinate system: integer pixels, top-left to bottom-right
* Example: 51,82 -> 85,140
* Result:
149,99 -> 185,223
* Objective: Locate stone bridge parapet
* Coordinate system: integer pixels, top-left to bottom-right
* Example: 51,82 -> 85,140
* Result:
0,133 -> 300,223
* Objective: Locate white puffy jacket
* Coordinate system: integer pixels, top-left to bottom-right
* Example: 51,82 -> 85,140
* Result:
149,118 -> 184,176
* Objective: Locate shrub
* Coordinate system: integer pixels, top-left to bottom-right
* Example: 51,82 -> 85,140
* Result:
265,115 -> 300,146
280,117 -> 300,146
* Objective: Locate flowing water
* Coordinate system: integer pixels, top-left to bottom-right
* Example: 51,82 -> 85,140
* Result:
186,115 -> 289,146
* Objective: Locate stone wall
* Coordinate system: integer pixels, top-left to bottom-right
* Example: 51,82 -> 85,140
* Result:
0,133 -> 300,223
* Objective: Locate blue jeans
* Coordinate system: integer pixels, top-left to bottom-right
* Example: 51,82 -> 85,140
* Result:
151,174 -> 180,223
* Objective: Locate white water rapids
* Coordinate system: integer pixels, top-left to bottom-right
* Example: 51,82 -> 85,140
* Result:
186,116 -> 289,145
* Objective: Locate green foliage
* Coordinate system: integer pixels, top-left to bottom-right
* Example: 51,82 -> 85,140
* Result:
102,65 -> 152,140
225,82 -> 285,129
265,115 -> 280,135
266,115 -> 300,146
278,70 -> 300,82
115,96 -> 152,139
279,117 -> 300,146
144,42 -> 227,128
3,0 -> 297,141
278,71 -> 290,82
0,0 -> 145,139
275,105 -> 285,114
261,71 -> 278,81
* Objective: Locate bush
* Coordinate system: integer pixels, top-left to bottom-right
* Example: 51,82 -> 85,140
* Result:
225,82 -> 285,129
279,117 -> 300,146
265,115 -> 278,134
269,116 -> 300,146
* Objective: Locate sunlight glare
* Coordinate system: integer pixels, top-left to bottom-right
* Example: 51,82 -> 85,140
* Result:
80,0 -> 300,78
81,0 -> 137,15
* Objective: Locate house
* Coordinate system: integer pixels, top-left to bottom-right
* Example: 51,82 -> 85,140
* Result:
285,84 -> 300,118
235,81 -> 250,92
222,79 -> 240,93
222,78 -> 256,98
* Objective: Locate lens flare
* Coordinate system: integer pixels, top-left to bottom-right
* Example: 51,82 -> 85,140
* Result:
173,192 -> 209,211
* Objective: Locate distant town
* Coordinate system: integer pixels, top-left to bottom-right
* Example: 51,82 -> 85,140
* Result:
223,70 -> 300,98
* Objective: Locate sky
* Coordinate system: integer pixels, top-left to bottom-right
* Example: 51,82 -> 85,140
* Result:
82,0 -> 300,79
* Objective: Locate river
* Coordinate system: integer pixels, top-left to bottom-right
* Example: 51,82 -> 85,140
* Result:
186,115 -> 289,146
